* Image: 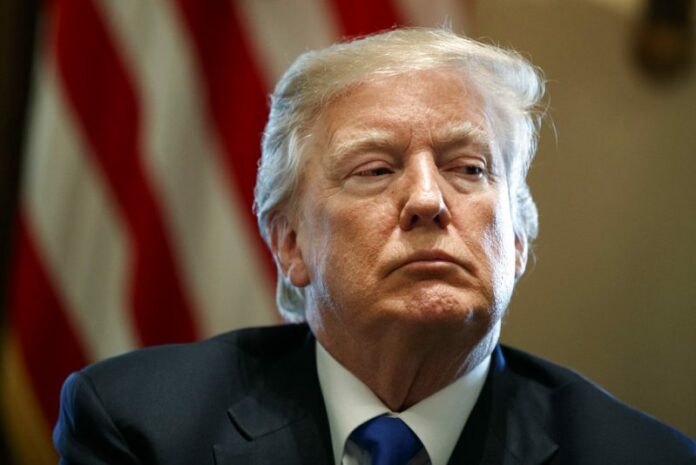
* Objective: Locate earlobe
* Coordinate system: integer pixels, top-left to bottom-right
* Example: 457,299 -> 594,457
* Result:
269,215 -> 310,287
514,232 -> 528,279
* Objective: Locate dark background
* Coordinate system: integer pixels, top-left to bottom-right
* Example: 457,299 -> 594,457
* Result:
0,2 -> 40,461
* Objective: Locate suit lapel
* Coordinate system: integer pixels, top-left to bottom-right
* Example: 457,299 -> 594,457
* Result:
213,328 -> 333,465
212,331 -> 558,465
448,346 -> 558,465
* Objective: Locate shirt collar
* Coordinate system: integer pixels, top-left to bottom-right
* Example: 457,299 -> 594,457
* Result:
316,341 -> 490,465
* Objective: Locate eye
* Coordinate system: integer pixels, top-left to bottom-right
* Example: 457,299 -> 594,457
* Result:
447,162 -> 486,179
355,167 -> 393,177
462,165 -> 484,177
350,160 -> 394,178
343,160 -> 395,193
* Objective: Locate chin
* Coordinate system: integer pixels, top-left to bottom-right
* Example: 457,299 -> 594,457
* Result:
390,284 -> 497,326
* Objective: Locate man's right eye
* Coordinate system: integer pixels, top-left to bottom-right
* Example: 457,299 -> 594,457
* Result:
355,167 -> 393,177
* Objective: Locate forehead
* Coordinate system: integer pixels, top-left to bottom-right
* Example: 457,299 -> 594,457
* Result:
309,69 -> 489,158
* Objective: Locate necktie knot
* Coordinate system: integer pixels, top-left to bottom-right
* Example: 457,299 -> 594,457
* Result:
349,415 -> 424,465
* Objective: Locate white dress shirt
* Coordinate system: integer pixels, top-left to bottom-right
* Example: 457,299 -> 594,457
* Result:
316,342 -> 490,465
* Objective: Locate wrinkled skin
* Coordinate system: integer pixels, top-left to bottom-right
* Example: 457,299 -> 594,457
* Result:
272,69 -> 527,410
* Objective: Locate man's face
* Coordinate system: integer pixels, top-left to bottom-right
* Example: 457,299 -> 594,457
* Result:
274,69 -> 525,351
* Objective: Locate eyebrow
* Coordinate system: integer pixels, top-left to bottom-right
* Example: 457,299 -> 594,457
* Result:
324,121 -> 492,170
432,122 -> 492,156
327,128 -> 402,162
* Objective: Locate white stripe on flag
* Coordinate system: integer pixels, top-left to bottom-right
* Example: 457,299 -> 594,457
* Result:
23,58 -> 138,360
100,0 -> 277,336
235,0 -> 339,86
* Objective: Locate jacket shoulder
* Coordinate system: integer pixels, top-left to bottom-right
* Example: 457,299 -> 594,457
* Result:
55,324 -> 313,463
80,323 -> 311,401
499,345 -> 696,463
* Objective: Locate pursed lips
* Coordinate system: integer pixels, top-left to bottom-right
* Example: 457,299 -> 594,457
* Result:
388,250 -> 472,275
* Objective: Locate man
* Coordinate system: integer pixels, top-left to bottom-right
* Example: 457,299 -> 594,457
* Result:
55,28 -> 695,464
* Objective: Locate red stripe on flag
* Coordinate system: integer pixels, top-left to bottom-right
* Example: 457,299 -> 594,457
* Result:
330,0 -> 403,37
8,217 -> 88,427
174,0 -> 276,279
52,0 -> 198,345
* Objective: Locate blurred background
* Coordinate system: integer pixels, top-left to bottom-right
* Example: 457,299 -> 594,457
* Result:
0,0 -> 693,463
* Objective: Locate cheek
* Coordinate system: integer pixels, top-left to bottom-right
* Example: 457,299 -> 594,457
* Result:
302,199 -> 389,280
329,202 -> 391,267
463,196 -> 517,273
481,201 -> 517,280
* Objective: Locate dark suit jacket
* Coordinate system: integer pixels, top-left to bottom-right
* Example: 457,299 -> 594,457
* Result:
55,323 -> 696,464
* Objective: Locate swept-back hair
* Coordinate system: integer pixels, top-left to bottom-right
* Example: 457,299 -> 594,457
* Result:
254,27 -> 546,321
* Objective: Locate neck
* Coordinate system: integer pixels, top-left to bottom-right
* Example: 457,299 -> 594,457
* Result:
314,321 -> 500,411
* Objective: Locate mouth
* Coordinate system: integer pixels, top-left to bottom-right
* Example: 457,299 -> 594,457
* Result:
389,250 -> 471,275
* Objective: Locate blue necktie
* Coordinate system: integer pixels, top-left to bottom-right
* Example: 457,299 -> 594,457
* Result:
350,415 -> 424,465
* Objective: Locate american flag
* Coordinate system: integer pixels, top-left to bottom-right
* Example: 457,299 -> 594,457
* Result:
0,1 -> 469,462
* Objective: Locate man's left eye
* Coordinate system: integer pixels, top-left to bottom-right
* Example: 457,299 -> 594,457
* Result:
453,165 -> 485,178
466,166 -> 484,176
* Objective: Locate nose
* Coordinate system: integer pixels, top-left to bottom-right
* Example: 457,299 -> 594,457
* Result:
398,156 -> 452,230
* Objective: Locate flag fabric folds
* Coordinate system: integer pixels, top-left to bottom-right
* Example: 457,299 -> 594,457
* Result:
0,0 -> 467,462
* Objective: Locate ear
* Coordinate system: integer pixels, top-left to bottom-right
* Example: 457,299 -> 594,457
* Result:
269,214 -> 310,288
514,231 -> 528,279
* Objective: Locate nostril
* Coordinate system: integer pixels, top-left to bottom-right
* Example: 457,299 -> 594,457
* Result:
409,213 -> 444,228
399,190 -> 450,230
